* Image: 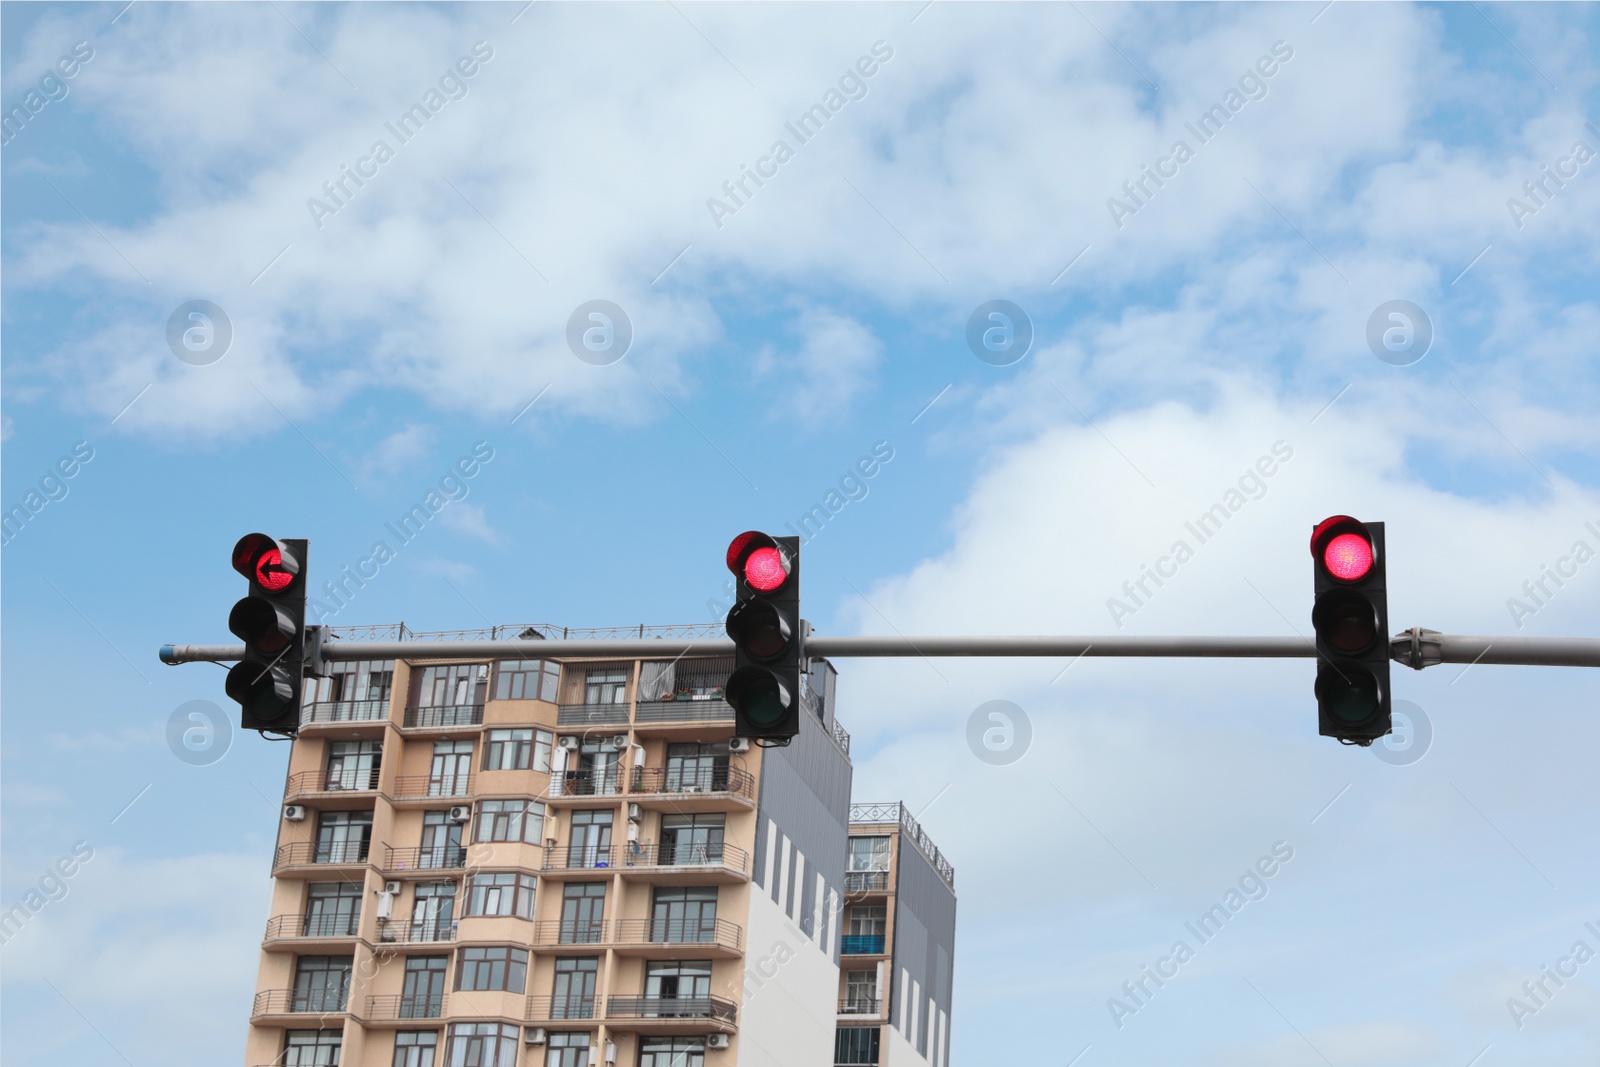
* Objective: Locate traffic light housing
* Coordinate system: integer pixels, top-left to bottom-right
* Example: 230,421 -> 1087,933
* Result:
724,532 -> 803,741
226,534 -> 309,734
1310,516 -> 1391,745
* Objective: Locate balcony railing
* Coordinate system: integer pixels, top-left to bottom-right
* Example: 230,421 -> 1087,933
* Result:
383,845 -> 467,871
526,994 -> 598,1021
274,840 -> 370,868
531,919 -> 609,945
630,765 -> 753,802
286,768 -> 382,795
301,698 -> 389,725
264,913 -> 361,940
556,702 -> 630,726
633,699 -> 734,724
403,704 -> 484,729
838,997 -> 882,1015
376,919 -> 457,944
626,842 -> 749,875
550,771 -> 623,798
840,934 -> 886,955
845,870 -> 890,894
613,918 -> 743,951
391,774 -> 472,798
606,996 -> 737,1023
850,801 -> 955,891
543,845 -> 616,872
253,987 -> 349,1016
364,993 -> 446,1020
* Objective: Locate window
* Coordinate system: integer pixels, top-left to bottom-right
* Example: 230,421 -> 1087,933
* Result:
393,1031 -> 438,1067
474,799 -> 544,844
416,664 -> 488,707
308,659 -> 395,708
483,728 -> 552,772
456,946 -> 528,993
314,811 -> 372,864
420,811 -> 465,868
644,960 -> 711,1014
639,1038 -> 704,1067
659,813 -> 723,866
545,1032 -> 590,1067
402,956 -> 448,1018
650,887 -> 717,942
430,740 -> 473,795
663,742 -> 727,792
834,1027 -> 880,1065
411,882 -> 456,941
466,873 -> 536,919
843,970 -> 876,1011
848,905 -> 885,936
293,955 -> 352,1013
552,957 -> 598,1018
560,883 -> 606,943
493,659 -> 560,702
327,741 -> 382,790
446,1022 -> 519,1067
584,668 -> 628,705
848,836 -> 891,872
566,809 -> 613,867
285,1030 -> 342,1067
305,882 -> 361,937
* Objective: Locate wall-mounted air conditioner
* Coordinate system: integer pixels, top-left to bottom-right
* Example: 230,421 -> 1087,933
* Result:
604,1041 -> 617,1064
523,1026 -> 547,1046
383,880 -> 402,895
448,805 -> 472,823
558,735 -> 580,751
707,1033 -> 731,1050
610,734 -> 628,749
627,803 -> 642,823
283,804 -> 307,822
727,738 -> 751,753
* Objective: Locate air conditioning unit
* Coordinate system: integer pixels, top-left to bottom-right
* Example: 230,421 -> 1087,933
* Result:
604,1041 -> 617,1064
707,1033 -> 730,1050
283,804 -> 307,822
727,738 -> 751,753
383,880 -> 402,895
610,734 -> 629,749
523,1026 -> 547,1046
628,803 -> 642,823
448,805 -> 472,823
558,735 -> 580,751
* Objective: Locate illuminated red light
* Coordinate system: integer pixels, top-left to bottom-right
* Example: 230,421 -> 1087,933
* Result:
254,548 -> 295,592
1323,532 -> 1374,581
744,547 -> 788,592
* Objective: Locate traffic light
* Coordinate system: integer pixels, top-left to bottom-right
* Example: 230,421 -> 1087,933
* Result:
724,531 -> 803,741
1310,516 -> 1391,745
226,533 -> 309,734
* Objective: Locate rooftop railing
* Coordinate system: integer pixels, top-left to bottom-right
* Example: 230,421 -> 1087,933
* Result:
849,801 -> 955,890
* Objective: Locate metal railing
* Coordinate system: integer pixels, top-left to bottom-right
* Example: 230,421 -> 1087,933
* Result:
838,998 -> 882,1015
626,842 -> 749,875
830,717 -> 852,755
542,845 -> 617,872
845,870 -> 890,894
364,993 -> 446,1020
556,703 -> 630,726
286,768 -> 382,795
550,771 -> 623,797
605,995 -> 737,1022
613,918 -> 743,951
849,801 -> 955,891
526,994 -> 598,1021
264,913 -> 361,940
403,704 -> 484,729
253,987 -> 348,1016
391,774 -> 472,798
633,699 -> 734,724
383,845 -> 467,871
630,765 -> 753,801
301,698 -> 390,725
840,934 -> 886,955
274,840 -> 370,868
531,919 -> 609,945
375,920 -> 457,944
327,622 -> 726,643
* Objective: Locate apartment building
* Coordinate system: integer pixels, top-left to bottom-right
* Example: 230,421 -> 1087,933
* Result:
245,623 -> 956,1067
834,805 -> 956,1067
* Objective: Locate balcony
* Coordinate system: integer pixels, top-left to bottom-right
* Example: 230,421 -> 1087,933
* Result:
252,987 -> 349,1018
845,870 -> 890,895
285,768 -> 382,802
549,770 -> 623,798
263,912 -> 361,945
301,698 -> 389,727
556,702 -> 630,727
612,918 -> 743,957
541,846 -> 618,878
391,774 -> 472,800
375,919 -> 457,945
383,845 -> 467,872
629,766 -> 754,812
531,919 -> 609,946
618,842 -> 750,883
403,704 -> 484,730
364,993 -> 446,1021
606,995 -> 737,1033
838,997 -> 883,1016
840,934 -> 886,955
274,840 -> 370,871
526,994 -> 598,1022
633,698 -> 734,725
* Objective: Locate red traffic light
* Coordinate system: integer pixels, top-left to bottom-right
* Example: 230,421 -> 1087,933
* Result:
233,533 -> 300,593
1311,516 -> 1375,583
725,531 -> 791,593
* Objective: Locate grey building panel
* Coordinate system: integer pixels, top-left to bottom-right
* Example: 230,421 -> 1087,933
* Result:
889,835 -> 957,1044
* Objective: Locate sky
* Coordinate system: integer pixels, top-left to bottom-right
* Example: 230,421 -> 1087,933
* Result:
2,1 -> 1598,1065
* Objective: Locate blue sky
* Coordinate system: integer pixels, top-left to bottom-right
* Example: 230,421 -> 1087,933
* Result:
3,2 -> 1598,1065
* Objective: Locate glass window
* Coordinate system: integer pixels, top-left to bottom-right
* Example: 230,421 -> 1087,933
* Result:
848,905 -> 886,936
483,728 -> 552,772
584,669 -> 628,705
286,1030 -> 342,1067
848,836 -> 891,872
308,659 -> 395,705
411,882 -> 457,941
475,799 -> 544,844
446,1022 -> 519,1067
834,1027 -> 880,1065
417,664 -> 488,707
639,1038 -> 704,1067
292,955 -> 352,1013
493,659 -> 561,702
466,872 -> 536,919
306,882 -> 362,937
456,946 -> 528,993
545,1032 -> 590,1067
393,1031 -> 438,1067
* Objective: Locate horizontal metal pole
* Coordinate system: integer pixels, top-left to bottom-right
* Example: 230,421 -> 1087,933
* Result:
160,632 -> 1600,667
